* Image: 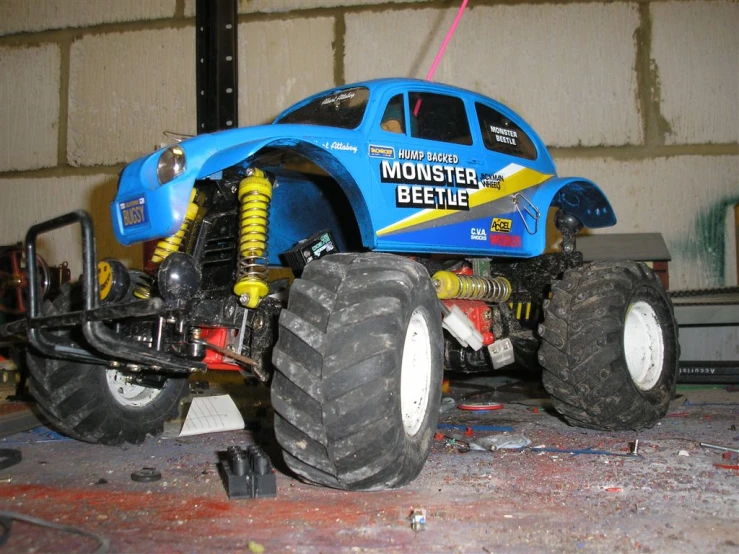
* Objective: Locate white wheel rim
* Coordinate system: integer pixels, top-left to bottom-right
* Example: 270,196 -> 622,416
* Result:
623,301 -> 664,391
400,308 -> 433,437
106,369 -> 163,407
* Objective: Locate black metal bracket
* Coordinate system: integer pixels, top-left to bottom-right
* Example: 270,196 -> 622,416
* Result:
23,211 -> 205,373
196,0 -> 239,134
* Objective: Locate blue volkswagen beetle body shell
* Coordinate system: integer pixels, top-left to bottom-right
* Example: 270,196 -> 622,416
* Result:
113,78 -> 615,262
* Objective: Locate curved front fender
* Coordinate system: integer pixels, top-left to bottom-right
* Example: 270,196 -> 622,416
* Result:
113,135 -> 275,246
113,132 -> 375,248
200,137 -> 376,249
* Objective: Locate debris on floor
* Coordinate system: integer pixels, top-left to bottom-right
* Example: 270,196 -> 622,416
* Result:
218,444 -> 276,499
438,396 -> 456,414
457,401 -> 504,412
469,433 -> 531,451
130,467 -> 162,483
0,376 -> 736,552
409,508 -> 427,532
0,449 -> 21,470
179,394 -> 245,437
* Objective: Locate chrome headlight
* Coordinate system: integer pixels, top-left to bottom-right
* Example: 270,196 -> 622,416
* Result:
156,146 -> 186,185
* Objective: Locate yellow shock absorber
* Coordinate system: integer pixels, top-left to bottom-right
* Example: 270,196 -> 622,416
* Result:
233,168 -> 272,308
134,189 -> 200,299
432,271 -> 512,303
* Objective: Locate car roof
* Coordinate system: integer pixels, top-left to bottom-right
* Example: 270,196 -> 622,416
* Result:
274,78 -> 509,121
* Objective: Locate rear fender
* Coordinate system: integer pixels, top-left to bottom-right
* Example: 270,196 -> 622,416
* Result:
532,176 -> 616,230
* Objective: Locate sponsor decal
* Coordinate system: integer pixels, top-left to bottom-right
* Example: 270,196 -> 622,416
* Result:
380,160 -> 475,210
490,217 -> 513,234
119,197 -> 147,228
489,125 -> 518,146
369,144 -> 395,158
395,186 -> 469,209
490,234 -> 522,248
379,150 -> 477,210
399,149 -> 425,161
397,150 -> 459,164
325,141 -> 357,154
321,91 -> 355,105
380,160 -> 478,188
376,164 -> 553,238
470,227 -> 487,241
480,173 -> 504,190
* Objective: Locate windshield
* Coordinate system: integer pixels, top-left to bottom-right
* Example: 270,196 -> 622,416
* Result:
275,87 -> 369,129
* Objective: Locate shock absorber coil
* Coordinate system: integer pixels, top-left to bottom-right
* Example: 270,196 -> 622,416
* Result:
134,189 -> 199,299
432,270 -> 511,303
233,168 -> 273,308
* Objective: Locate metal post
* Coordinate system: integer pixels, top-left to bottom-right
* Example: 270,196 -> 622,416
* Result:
196,0 -> 239,134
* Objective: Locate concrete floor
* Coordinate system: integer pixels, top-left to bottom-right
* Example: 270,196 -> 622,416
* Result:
0,373 -> 737,553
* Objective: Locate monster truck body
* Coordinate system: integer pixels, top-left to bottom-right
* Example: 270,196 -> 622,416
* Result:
114,79 -> 614,257
4,79 -> 678,491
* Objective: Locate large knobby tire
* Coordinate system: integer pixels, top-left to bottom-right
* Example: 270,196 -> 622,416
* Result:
27,287 -> 188,445
271,253 -> 443,491
539,261 -> 678,430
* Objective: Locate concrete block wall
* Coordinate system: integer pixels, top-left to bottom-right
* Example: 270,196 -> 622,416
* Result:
1,0 -> 737,290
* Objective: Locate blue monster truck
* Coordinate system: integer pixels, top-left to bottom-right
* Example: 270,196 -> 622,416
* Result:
9,79 -> 678,490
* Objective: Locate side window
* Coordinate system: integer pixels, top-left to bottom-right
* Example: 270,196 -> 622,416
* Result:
475,103 -> 537,160
380,94 -> 405,134
409,92 -> 472,145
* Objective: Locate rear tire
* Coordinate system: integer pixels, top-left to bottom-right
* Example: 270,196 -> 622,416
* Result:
539,261 -> 678,430
26,286 -> 188,445
271,253 -> 443,490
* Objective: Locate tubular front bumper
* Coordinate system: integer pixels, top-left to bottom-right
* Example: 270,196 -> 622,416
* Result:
1,210 -> 204,373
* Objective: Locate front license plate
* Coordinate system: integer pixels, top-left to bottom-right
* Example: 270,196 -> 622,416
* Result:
119,196 -> 148,228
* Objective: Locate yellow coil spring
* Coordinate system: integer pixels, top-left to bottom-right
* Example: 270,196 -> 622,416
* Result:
432,271 -> 512,303
134,189 -> 199,299
233,168 -> 273,308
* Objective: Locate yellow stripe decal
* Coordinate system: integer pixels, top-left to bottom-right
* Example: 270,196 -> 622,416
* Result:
376,166 -> 553,237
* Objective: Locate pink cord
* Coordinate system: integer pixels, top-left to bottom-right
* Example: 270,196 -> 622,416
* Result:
414,0 -> 469,116
425,0 -> 469,82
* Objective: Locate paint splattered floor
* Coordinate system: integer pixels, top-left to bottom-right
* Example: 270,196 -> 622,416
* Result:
0,374 -> 737,553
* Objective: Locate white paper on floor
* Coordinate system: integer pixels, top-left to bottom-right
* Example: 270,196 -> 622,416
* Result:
179,394 -> 245,437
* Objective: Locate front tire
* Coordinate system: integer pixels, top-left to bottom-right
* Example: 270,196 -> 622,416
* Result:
28,356 -> 188,445
271,253 -> 443,490
539,261 -> 678,430
26,286 -> 188,445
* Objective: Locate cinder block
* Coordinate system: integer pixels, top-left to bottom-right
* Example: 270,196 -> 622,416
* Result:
184,0 -> 426,17
238,18 -> 335,126
345,3 -> 642,147
651,1 -> 739,145
0,0 -> 177,36
554,155 -> 739,290
68,28 -> 196,167
0,45 -> 60,172
0,175 -> 142,271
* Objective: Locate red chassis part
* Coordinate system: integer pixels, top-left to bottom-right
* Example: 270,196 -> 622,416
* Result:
441,298 -> 495,346
199,327 -> 242,371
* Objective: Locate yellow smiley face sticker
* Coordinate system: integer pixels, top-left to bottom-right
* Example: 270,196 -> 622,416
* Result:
97,261 -> 113,300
